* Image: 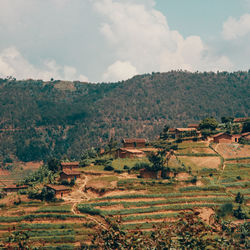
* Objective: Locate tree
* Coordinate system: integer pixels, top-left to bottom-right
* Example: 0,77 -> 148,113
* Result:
199,117 -> 218,131
242,119 -> 250,132
148,152 -> 164,171
160,124 -> 170,140
235,192 -> 244,204
89,212 -> 245,249
221,116 -> 234,123
47,158 -> 60,172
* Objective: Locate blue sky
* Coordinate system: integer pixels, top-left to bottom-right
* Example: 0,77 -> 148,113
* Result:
0,0 -> 249,82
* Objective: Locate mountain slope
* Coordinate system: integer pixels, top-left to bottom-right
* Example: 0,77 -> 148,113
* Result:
0,71 -> 249,161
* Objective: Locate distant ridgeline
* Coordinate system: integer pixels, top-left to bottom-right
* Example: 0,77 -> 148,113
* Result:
0,71 -> 249,161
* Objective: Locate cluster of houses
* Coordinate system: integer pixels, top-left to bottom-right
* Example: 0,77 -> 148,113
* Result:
2,161 -> 82,198
115,138 -> 158,159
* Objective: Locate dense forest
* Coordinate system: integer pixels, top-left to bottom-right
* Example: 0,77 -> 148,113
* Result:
0,71 -> 249,161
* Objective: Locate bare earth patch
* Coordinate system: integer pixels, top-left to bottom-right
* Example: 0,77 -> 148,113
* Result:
213,144 -> 250,159
196,207 -> 214,224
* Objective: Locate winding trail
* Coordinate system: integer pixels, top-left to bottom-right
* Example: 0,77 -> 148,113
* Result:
64,174 -> 108,230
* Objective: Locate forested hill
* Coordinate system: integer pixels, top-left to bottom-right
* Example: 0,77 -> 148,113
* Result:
0,71 -> 249,161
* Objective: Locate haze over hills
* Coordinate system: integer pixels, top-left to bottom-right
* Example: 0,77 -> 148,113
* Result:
0,70 -> 249,161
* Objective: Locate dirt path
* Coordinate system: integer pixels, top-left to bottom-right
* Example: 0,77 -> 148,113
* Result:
63,175 -> 108,230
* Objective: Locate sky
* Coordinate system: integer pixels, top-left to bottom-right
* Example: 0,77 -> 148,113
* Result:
0,0 -> 249,82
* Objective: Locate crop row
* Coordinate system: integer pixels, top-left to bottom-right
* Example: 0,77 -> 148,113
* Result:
78,203 -> 220,216
223,181 -> 250,188
0,222 -> 96,230
176,153 -> 217,157
122,212 -> 180,222
89,197 -> 232,209
179,185 -> 225,192
35,205 -> 72,213
95,192 -> 227,201
0,213 -> 85,222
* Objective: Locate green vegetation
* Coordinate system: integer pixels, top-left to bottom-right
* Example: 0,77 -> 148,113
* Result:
0,71 -> 249,161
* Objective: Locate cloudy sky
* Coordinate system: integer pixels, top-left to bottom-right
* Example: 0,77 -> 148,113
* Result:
0,0 -> 249,82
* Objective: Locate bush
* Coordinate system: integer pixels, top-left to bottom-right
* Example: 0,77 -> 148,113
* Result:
233,206 -> 248,219
104,165 -> 114,171
217,203 -> 233,218
132,162 -> 151,170
123,165 -> 129,170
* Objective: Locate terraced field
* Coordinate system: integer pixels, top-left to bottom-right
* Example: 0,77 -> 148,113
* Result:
0,142 -> 249,247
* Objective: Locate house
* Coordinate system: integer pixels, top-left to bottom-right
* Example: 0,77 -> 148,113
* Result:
139,169 -> 162,179
61,162 -> 79,170
213,133 -> 241,143
122,138 -> 146,148
3,185 -> 28,193
188,124 -> 199,129
60,170 -> 81,182
175,128 -> 200,139
115,148 -> 145,159
241,132 -> 250,141
233,117 -> 249,123
45,184 -> 71,198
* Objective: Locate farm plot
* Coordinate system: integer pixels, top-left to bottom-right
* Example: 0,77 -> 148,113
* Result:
212,143 -> 250,159
178,156 -> 221,171
78,190 -> 232,230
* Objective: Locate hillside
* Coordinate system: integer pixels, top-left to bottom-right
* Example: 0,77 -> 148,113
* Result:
0,71 -> 249,161
0,141 -> 249,248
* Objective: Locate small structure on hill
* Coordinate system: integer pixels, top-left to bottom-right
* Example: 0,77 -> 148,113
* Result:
115,148 -> 145,159
60,170 -> 81,182
3,185 -> 28,193
175,128 -> 201,139
122,138 -> 146,148
61,162 -> 79,170
213,133 -> 241,143
188,124 -> 199,129
139,169 -> 162,179
233,117 -> 249,123
45,184 -> 70,198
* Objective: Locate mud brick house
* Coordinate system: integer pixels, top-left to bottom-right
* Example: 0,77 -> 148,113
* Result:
61,162 -> 79,170
233,117 -> 249,123
122,138 -> 147,148
60,170 -> 81,182
188,124 -> 199,129
140,169 -> 162,179
45,184 -> 70,198
3,185 -> 28,193
213,133 -> 241,143
175,128 -> 200,139
115,148 -> 145,159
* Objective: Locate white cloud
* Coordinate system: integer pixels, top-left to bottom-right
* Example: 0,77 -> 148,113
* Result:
0,47 -> 88,81
94,0 -> 233,81
103,60 -> 138,82
222,14 -> 250,40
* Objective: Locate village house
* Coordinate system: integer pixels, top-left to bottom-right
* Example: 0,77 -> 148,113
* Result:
45,184 -> 71,198
139,169 -> 162,179
3,185 -> 28,193
175,128 -> 201,139
188,124 -> 200,129
122,138 -> 147,148
61,162 -> 79,171
60,170 -> 81,182
115,148 -> 145,159
233,117 -> 249,123
213,133 -> 242,143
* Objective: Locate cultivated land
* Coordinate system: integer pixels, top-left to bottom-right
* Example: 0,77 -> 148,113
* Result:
0,142 -> 249,248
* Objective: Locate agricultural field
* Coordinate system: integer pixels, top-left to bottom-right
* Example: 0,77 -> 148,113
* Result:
0,141 -> 249,248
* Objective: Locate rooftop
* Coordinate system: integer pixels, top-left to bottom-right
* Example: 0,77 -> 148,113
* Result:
120,148 -> 144,154
61,162 -> 79,166
45,184 -> 70,191
61,170 -> 81,176
122,138 -> 146,143
176,128 -> 197,132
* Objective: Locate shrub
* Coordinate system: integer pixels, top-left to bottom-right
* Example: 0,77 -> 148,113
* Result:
104,165 -> 114,171
123,165 -> 129,170
217,203 -> 233,218
235,192 -> 244,204
132,162 -> 151,170
233,206 -> 248,220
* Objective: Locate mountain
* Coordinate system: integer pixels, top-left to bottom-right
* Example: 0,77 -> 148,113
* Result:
0,71 -> 249,161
